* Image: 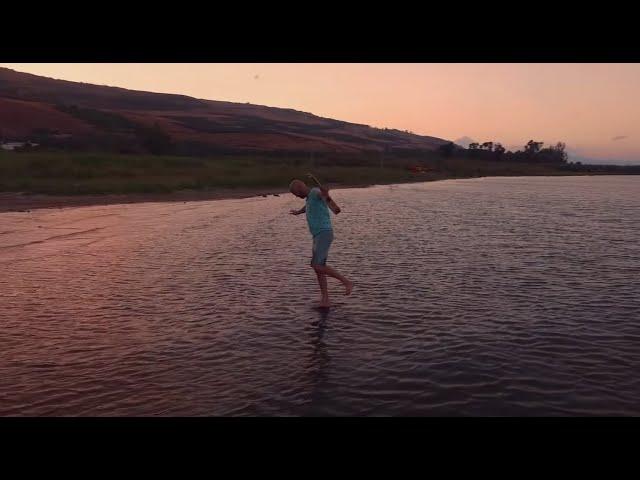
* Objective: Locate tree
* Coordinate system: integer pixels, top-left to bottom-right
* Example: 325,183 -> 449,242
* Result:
533,142 -> 568,164
553,142 -> 568,162
524,140 -> 544,156
438,141 -> 455,158
466,142 -> 481,159
494,143 -> 506,159
481,141 -> 494,152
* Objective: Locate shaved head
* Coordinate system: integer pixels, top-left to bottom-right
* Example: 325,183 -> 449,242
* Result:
289,179 -> 309,198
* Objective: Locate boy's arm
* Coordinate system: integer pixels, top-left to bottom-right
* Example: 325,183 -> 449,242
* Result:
319,186 -> 341,214
289,205 -> 306,215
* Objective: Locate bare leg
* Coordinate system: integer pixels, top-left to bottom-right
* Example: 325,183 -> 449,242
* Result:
315,270 -> 330,307
313,265 -> 353,295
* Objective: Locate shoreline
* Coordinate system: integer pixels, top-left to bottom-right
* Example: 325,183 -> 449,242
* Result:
1,174 -> 457,213
0,173 -> 628,213
0,183 -> 384,213
0,187 -> 288,213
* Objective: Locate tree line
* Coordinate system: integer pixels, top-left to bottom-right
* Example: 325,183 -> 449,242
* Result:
438,140 -> 569,163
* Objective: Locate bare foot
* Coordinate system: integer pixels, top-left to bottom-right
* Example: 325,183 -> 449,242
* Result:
344,280 -> 354,296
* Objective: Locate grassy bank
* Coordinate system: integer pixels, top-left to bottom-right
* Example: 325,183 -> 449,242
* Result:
0,151 -> 583,196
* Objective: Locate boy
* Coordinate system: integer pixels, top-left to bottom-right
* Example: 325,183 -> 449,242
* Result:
289,179 -> 353,308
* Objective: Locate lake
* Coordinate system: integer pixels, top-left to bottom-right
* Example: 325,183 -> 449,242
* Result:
1,176 -> 639,416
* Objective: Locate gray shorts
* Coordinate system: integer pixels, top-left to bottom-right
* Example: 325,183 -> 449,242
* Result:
311,229 -> 334,266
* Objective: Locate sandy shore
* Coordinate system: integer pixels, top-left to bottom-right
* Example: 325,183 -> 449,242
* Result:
0,183 -> 390,213
3,173 -> 563,213
0,188 -> 295,213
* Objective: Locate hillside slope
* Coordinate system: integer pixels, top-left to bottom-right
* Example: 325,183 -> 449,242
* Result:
0,67 -> 449,155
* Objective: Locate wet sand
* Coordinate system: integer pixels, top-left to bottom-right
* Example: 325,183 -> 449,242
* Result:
0,170 -> 486,213
0,188 -> 290,213
0,182 -> 403,213
0,172 -> 592,213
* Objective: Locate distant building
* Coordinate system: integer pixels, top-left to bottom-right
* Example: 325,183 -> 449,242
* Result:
1,141 -> 39,151
1,142 -> 25,151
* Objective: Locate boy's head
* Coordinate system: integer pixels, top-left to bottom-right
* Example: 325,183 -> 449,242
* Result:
289,179 -> 309,198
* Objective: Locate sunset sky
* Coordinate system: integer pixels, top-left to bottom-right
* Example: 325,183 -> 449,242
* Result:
2,63 -> 639,163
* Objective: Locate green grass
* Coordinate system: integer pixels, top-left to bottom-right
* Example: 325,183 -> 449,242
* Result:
0,151 -> 573,196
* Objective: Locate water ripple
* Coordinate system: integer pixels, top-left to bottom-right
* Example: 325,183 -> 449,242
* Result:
1,176 -> 639,416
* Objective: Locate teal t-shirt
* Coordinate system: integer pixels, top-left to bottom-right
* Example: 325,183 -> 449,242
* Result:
305,187 -> 332,236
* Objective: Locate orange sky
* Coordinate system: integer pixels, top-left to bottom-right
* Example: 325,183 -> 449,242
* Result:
2,63 -> 639,163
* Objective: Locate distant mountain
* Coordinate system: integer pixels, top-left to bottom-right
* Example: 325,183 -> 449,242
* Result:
0,67 -> 450,156
454,136 -> 477,148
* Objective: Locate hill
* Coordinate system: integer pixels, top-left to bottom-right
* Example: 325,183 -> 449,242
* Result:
0,67 -> 450,156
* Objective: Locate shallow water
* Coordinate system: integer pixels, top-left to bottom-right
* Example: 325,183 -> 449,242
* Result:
1,176 -> 639,416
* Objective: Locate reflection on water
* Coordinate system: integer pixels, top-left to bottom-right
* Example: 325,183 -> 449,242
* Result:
1,176 -> 639,416
306,308 -> 330,416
